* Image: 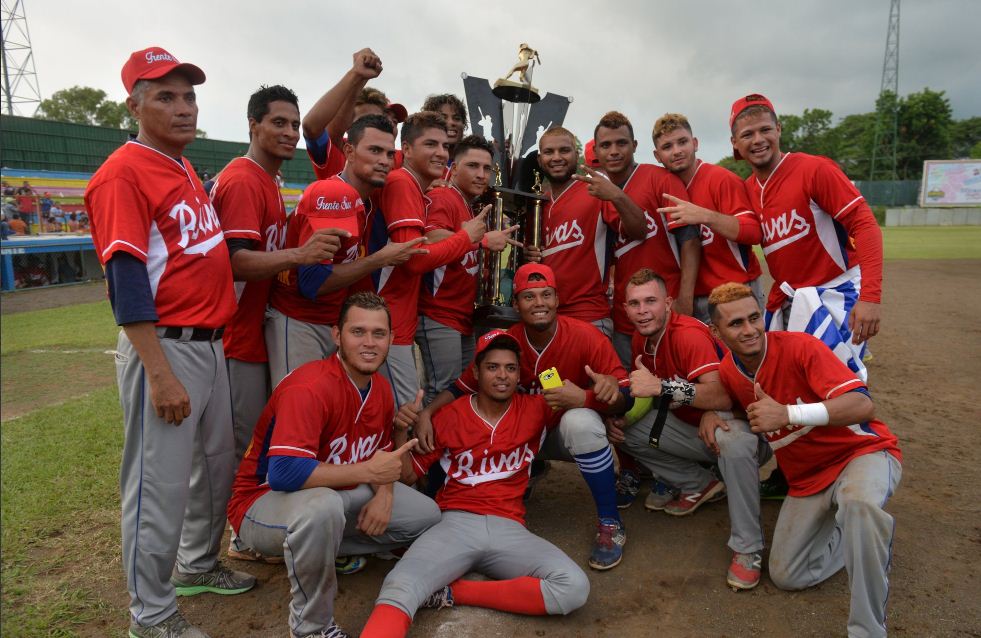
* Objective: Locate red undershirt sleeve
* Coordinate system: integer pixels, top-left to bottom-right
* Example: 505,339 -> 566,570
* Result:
389,226 -> 474,275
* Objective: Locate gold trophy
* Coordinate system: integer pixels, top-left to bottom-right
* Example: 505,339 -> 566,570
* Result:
466,45 -> 556,328
493,44 -> 542,104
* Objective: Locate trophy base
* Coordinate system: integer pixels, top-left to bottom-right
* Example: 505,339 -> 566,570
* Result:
473,304 -> 520,334
492,79 -> 541,104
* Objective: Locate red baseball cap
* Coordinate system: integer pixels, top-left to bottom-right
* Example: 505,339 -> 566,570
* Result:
121,46 -> 206,94
513,263 -> 557,294
729,93 -> 776,160
475,329 -> 520,356
387,102 -> 408,124
584,139 -> 599,167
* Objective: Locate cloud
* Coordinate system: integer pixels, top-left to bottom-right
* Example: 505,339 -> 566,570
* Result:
23,0 -> 981,166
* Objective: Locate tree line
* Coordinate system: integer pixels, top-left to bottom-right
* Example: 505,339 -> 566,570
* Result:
718,88 -> 979,181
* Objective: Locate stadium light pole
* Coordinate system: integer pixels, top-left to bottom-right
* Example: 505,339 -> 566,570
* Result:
1,0 -> 42,116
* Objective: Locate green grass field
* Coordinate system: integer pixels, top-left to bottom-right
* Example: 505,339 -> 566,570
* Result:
0,224 -> 978,636
881,226 -> 981,260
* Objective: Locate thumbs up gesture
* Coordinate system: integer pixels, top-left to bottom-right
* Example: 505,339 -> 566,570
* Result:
394,389 -> 425,431
629,355 -> 662,398
747,383 -> 789,433
585,364 -> 620,405
363,439 -> 418,484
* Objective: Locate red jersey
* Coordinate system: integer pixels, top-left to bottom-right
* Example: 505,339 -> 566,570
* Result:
719,331 -> 900,497
85,141 -> 235,328
227,354 -> 395,531
269,176 -> 366,325
418,186 -> 480,335
744,153 -> 883,310
308,135 -> 346,180
368,168 -> 430,344
211,157 -> 287,362
411,393 -> 555,524
456,315 -> 627,397
541,180 -> 613,323
604,164 -> 692,334
631,312 -> 726,427
684,161 -> 763,296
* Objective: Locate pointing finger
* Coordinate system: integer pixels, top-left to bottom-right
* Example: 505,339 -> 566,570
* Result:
394,439 -> 418,456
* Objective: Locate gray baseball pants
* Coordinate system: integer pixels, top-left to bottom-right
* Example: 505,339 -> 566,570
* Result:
612,330 -> 633,369
415,315 -> 475,405
375,510 -> 589,618
225,357 -> 270,552
238,482 -> 440,636
622,410 -> 772,554
769,450 -> 901,638
265,307 -> 336,388
225,358 -> 269,462
539,407 -> 613,459
115,330 -> 236,627
379,343 -> 420,409
591,317 -> 614,339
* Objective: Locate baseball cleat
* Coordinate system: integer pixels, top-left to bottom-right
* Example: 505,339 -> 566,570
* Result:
227,542 -> 284,564
292,620 -> 351,638
643,478 -> 678,511
129,610 -> 209,638
727,551 -> 763,590
663,479 -> 726,516
588,517 -> 626,570
171,562 -> 255,596
615,469 -> 642,509
334,555 -> 367,575
421,585 -> 455,609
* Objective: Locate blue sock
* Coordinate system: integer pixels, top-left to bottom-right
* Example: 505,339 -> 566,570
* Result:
574,447 -> 621,523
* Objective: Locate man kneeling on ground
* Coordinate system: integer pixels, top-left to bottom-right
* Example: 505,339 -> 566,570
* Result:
226,292 -> 441,638
708,282 -> 901,638
360,330 -> 590,637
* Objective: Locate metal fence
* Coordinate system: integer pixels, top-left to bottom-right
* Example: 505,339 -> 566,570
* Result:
0,114 -> 318,184
853,180 -> 920,207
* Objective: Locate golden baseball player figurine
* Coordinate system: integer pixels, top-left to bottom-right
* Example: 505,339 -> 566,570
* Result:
502,43 -> 540,86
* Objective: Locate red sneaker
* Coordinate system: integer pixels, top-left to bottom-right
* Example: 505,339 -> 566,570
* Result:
663,479 -> 726,516
727,551 -> 762,590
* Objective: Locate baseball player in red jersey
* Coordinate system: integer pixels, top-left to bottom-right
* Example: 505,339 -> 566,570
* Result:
417,263 -> 632,570
707,283 -> 901,637
368,111 -> 492,407
227,292 -> 440,638
729,94 -> 883,380
302,49 -> 408,180
85,47 -> 254,638
417,135 -> 520,403
524,126 -> 615,336
265,115 -> 428,387
650,113 -> 766,322
609,268 -> 771,590
359,331 -> 589,637
421,93 -> 467,161
580,111 -> 701,368
211,86 -> 347,563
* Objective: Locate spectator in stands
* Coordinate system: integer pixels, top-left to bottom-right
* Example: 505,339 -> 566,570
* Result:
16,181 -> 34,196
1,213 -> 10,239
202,171 -> 215,195
8,214 -> 27,235
68,212 -> 81,232
2,181 -> 13,197
40,192 -> 53,216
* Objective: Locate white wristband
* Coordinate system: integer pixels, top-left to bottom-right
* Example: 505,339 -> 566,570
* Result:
786,402 -> 830,426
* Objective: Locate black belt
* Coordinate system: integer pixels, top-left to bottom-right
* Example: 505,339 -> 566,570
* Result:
648,396 -> 672,448
158,326 -> 225,341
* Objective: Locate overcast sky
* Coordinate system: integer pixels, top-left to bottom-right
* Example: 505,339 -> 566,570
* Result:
22,0 -> 981,164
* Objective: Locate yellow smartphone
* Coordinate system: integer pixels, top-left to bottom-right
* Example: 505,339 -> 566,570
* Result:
539,367 -> 563,389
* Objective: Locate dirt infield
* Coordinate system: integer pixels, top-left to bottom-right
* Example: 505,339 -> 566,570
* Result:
17,260 -> 981,637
